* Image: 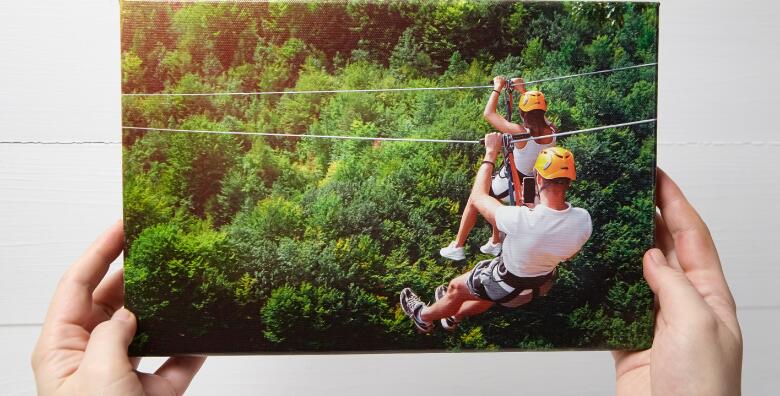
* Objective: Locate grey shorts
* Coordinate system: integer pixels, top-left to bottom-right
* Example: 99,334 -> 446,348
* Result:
465,257 -> 555,308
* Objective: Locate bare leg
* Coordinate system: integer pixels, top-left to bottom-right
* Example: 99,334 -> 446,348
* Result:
420,272 -> 482,322
453,300 -> 494,322
490,224 -> 501,244
453,197 -> 479,247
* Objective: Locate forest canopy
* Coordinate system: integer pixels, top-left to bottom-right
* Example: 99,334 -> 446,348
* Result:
121,0 -> 658,354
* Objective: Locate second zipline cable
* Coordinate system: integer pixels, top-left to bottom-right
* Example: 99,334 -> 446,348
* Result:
122,119 -> 657,145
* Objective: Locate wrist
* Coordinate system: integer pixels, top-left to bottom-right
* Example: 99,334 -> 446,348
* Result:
484,152 -> 499,163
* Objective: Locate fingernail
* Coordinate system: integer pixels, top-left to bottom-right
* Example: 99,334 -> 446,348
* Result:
113,308 -> 134,321
648,249 -> 666,267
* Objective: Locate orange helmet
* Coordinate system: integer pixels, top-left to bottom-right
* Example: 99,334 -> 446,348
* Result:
519,90 -> 547,112
534,146 -> 576,180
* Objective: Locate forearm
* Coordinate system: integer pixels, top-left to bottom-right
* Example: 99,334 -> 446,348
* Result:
483,91 -> 503,126
471,152 -> 499,200
470,135 -> 503,225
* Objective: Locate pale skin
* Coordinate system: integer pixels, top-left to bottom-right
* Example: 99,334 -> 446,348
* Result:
31,220 -> 206,396
453,76 -> 556,248
421,132 -> 568,323
613,169 -> 742,396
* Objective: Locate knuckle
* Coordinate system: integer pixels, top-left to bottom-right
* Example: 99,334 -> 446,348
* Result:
91,319 -> 118,337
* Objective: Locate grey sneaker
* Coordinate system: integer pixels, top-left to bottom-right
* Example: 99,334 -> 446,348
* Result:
434,284 -> 459,331
400,288 -> 433,333
439,241 -> 466,261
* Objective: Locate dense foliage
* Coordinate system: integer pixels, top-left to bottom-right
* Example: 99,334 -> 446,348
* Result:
121,1 -> 658,355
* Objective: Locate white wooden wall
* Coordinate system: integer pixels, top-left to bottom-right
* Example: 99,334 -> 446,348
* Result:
1,1 -> 778,394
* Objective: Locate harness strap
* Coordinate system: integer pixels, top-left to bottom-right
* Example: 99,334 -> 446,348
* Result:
494,258 -> 556,304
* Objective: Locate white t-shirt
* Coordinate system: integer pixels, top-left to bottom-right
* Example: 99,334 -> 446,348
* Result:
512,137 -> 556,176
495,203 -> 592,277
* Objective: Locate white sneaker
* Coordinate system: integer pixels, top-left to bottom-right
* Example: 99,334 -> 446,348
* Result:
480,239 -> 502,256
439,241 -> 466,261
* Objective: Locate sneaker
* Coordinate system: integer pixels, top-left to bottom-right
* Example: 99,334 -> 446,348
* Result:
480,239 -> 502,256
439,241 -> 466,261
399,288 -> 434,333
434,284 -> 459,331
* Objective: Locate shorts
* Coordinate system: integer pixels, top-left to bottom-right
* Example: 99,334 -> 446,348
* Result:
465,257 -> 555,308
489,164 -> 529,204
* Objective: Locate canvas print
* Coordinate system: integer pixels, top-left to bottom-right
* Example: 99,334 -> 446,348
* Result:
121,0 -> 658,355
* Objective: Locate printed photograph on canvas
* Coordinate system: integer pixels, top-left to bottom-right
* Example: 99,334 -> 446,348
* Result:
121,0 -> 658,355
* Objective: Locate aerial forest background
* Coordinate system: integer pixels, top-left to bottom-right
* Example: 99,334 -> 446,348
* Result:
121,0 -> 658,355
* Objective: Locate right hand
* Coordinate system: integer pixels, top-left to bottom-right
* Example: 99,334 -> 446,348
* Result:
483,132 -> 502,161
492,76 -> 506,92
612,169 -> 743,396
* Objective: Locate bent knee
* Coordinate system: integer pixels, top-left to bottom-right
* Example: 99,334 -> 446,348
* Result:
448,278 -> 470,297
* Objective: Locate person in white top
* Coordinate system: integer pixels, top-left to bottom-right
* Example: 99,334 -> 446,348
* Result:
401,134 -> 592,333
440,76 -> 558,261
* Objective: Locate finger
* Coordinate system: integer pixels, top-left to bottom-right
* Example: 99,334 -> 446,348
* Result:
656,169 -> 735,310
80,308 -> 136,375
46,220 -> 125,327
656,169 -> 720,271
137,373 -> 177,396
154,356 -> 207,395
654,212 -> 680,270
86,269 -> 126,330
642,248 -> 710,325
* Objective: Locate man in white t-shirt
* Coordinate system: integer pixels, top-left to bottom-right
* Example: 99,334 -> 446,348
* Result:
400,133 -> 592,333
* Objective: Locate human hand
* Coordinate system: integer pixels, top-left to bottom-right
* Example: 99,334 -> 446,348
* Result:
31,220 -> 206,396
612,169 -> 742,396
492,76 -> 506,91
483,132 -> 502,161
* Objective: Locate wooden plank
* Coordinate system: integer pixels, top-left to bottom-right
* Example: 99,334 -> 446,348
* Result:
0,143 -> 777,327
0,145 -> 123,326
658,0 -> 780,143
0,1 -> 120,142
4,308 -> 777,395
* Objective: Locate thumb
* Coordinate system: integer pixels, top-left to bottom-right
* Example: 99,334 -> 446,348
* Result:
81,308 -> 137,374
643,248 -> 710,322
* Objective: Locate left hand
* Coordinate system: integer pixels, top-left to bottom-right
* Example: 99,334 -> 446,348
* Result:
32,220 -> 206,396
483,132 -> 502,161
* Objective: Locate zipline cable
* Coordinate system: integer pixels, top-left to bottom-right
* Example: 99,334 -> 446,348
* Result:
122,63 -> 657,97
122,118 -> 656,144
511,119 -> 657,144
122,126 -> 480,144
